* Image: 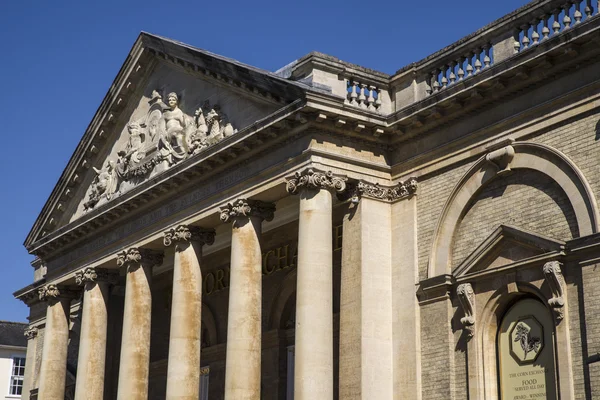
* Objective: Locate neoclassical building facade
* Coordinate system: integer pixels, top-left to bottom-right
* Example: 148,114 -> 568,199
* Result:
14,0 -> 600,399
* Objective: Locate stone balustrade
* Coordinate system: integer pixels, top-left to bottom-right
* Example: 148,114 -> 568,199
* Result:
345,79 -> 383,112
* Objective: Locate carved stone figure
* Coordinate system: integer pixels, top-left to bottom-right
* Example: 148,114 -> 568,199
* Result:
83,88 -> 238,211
84,161 -> 118,211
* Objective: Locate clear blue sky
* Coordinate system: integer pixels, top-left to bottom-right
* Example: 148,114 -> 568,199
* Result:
0,0 -> 528,322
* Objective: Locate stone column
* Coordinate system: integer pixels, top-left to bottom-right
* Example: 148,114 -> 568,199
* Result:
164,225 -> 215,400
73,267 -> 117,400
116,248 -> 163,400
22,327 -> 38,400
286,168 -> 347,400
37,284 -> 74,400
220,199 -> 275,400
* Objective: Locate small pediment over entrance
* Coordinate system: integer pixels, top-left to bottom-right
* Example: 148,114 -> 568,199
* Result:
453,225 -> 565,277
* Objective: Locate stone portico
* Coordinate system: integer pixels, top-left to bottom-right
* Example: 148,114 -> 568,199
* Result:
14,1 -> 600,399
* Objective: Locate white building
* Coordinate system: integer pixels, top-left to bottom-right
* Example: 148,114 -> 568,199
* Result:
0,322 -> 27,399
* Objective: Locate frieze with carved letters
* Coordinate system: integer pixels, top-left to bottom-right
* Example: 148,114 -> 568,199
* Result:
84,91 -> 237,211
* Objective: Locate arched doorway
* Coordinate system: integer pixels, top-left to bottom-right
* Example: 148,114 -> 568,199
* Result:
497,298 -> 557,400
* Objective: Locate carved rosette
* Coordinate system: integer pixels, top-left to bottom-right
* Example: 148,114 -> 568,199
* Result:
163,225 -> 216,247
456,283 -> 476,338
220,199 -> 276,223
350,178 -> 418,203
24,326 -> 38,340
543,261 -> 566,322
285,168 -> 347,195
116,248 -> 164,269
75,267 -> 118,286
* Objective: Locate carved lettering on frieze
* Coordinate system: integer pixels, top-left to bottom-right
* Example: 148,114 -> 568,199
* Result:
84,90 -> 237,211
24,327 -> 38,340
456,282 -> 476,338
116,248 -> 164,269
219,199 -> 276,223
163,225 -> 216,248
285,168 -> 347,195
542,261 -> 566,322
75,267 -> 118,286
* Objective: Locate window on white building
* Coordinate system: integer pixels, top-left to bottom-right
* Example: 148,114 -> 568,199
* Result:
9,356 -> 26,396
199,366 -> 209,400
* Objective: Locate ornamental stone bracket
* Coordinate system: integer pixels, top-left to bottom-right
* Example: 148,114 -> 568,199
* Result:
543,261 -> 566,323
285,168 -> 348,195
37,284 -> 78,302
24,326 -> 38,340
116,248 -> 164,269
456,283 -> 476,339
416,274 -> 455,304
219,199 -> 276,223
345,178 -> 418,203
163,225 -> 216,248
75,267 -> 119,286
485,144 -> 515,175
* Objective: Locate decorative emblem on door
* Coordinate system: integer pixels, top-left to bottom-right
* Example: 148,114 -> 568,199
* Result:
509,317 -> 544,363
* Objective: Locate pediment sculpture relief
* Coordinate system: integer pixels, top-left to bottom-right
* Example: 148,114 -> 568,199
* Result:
84,90 -> 237,211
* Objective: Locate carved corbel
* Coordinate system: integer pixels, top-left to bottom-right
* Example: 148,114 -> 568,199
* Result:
285,168 -> 347,195
456,283 -> 476,338
543,261 -> 566,322
24,326 -> 38,340
116,248 -> 164,270
485,145 -> 515,175
163,225 -> 216,249
219,199 -> 276,223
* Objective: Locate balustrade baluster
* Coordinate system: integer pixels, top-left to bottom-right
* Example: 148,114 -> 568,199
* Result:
563,3 -> 572,29
433,69 -> 441,92
441,67 -> 448,90
574,0 -> 583,23
521,24 -> 531,49
367,86 -> 376,110
375,88 -> 382,109
448,62 -> 456,85
358,83 -> 367,108
553,9 -> 562,34
531,20 -> 540,45
466,53 -> 474,77
585,0 -> 593,17
513,30 -> 521,53
483,44 -> 491,68
542,15 -> 551,40
457,57 -> 465,81
350,81 -> 358,105
474,49 -> 483,73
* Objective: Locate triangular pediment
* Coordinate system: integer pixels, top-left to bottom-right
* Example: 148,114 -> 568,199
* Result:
453,225 -> 565,277
25,33 -> 310,251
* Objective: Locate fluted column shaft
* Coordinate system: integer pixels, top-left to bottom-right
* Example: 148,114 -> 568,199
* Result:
38,285 -> 73,400
221,199 -> 275,400
286,169 -> 347,400
22,327 -> 39,400
164,226 -> 215,400
74,268 -> 116,400
116,248 -> 163,400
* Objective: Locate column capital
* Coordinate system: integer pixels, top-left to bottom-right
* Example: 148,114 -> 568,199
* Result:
163,225 -> 216,247
347,178 -> 418,203
75,267 -> 119,286
285,168 -> 347,195
38,284 -> 78,302
116,248 -> 164,269
220,199 -> 275,223
24,326 -> 38,340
